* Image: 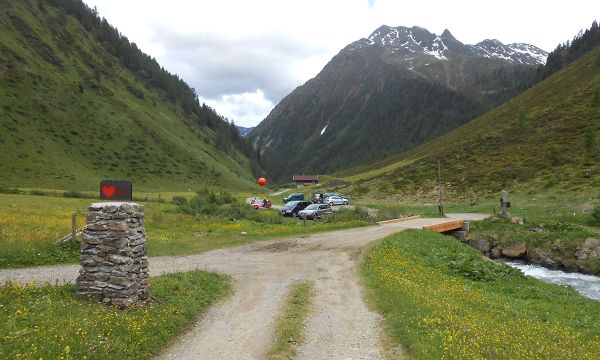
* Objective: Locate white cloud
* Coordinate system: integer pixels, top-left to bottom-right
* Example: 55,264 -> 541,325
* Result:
200,90 -> 274,128
83,0 -> 600,126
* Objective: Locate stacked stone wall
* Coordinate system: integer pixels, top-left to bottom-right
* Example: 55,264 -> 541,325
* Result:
76,202 -> 150,308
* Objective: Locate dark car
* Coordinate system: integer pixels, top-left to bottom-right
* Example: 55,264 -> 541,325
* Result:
283,192 -> 304,203
280,200 -> 312,217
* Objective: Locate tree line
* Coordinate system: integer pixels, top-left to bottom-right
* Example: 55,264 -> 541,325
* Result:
537,20 -> 600,80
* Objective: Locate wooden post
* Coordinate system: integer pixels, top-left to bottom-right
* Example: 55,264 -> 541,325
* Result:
71,212 -> 77,241
501,190 -> 509,219
438,160 -> 444,215
303,214 -> 306,226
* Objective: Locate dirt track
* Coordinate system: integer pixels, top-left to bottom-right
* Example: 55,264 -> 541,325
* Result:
0,215 -> 486,359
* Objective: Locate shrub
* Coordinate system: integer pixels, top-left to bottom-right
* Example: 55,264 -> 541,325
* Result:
350,184 -> 369,197
431,250 -> 524,282
325,206 -> 372,223
592,206 -> 600,225
172,196 -> 188,205
585,129 -> 600,155
517,109 -> 529,131
592,86 -> 600,107
547,219 -> 579,233
62,190 -> 83,198
327,178 -> 351,188
0,186 -> 19,194
375,206 -> 412,222
176,190 -> 256,221
376,182 -> 392,194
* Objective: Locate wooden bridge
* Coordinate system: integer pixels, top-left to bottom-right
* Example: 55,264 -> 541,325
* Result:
423,219 -> 465,233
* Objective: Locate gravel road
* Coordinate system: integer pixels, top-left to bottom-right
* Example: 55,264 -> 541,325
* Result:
0,215 -> 485,359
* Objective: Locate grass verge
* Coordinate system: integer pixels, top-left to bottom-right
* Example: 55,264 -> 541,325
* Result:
267,281 -> 314,360
362,230 -> 600,359
0,271 -> 230,359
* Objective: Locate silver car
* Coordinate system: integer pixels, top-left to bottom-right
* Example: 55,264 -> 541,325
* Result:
325,195 -> 349,206
298,204 -> 333,220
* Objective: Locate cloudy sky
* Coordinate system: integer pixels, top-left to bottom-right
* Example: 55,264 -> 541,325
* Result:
82,0 -> 599,127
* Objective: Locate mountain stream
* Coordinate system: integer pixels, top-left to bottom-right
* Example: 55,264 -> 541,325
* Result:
503,260 -> 600,301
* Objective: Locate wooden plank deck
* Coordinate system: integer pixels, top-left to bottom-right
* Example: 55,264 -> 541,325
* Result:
423,219 -> 465,233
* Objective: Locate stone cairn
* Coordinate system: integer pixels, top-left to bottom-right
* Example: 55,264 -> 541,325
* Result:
76,202 -> 151,308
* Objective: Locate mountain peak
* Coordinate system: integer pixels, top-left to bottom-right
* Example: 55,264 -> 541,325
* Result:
479,39 -> 503,45
441,29 -> 455,40
353,25 -> 547,65
361,25 -> 448,61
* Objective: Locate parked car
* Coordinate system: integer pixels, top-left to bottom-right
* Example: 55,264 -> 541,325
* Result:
251,199 -> 272,209
323,192 -> 350,200
325,195 -> 349,206
283,192 -> 304,203
298,204 -> 333,220
280,200 -> 312,217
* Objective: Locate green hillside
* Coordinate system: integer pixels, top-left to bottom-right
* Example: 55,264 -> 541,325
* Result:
336,46 -> 600,201
0,0 -> 261,191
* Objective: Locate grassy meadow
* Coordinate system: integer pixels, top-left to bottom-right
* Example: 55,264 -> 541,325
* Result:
362,230 -> 600,359
0,271 -> 230,359
0,191 -> 370,269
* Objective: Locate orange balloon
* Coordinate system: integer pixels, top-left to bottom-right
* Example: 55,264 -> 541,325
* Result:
257,177 -> 267,186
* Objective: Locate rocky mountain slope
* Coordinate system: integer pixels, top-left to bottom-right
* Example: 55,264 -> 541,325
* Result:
335,44 -> 600,201
250,25 -> 547,181
0,0 -> 261,191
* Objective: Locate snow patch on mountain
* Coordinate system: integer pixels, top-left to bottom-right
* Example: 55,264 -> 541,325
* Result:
471,39 -> 547,65
508,43 -> 548,65
320,124 -> 328,135
423,36 -> 448,60
351,25 -> 547,65
365,26 -> 449,61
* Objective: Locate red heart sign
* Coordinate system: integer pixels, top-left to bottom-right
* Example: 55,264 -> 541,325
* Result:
100,180 -> 132,200
101,184 -> 116,199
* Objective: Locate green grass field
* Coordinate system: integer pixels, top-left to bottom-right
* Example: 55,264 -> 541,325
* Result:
0,193 -> 370,268
340,158 -> 420,183
0,271 -> 230,359
362,230 -> 600,359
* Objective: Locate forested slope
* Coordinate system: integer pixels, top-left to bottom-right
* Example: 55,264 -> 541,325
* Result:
0,0 -> 262,190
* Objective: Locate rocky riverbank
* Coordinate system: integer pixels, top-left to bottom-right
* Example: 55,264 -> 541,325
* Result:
466,236 -> 600,275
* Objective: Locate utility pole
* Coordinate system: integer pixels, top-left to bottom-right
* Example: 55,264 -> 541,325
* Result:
438,160 -> 444,215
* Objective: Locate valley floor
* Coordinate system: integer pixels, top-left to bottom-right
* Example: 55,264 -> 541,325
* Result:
0,216 -> 460,359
